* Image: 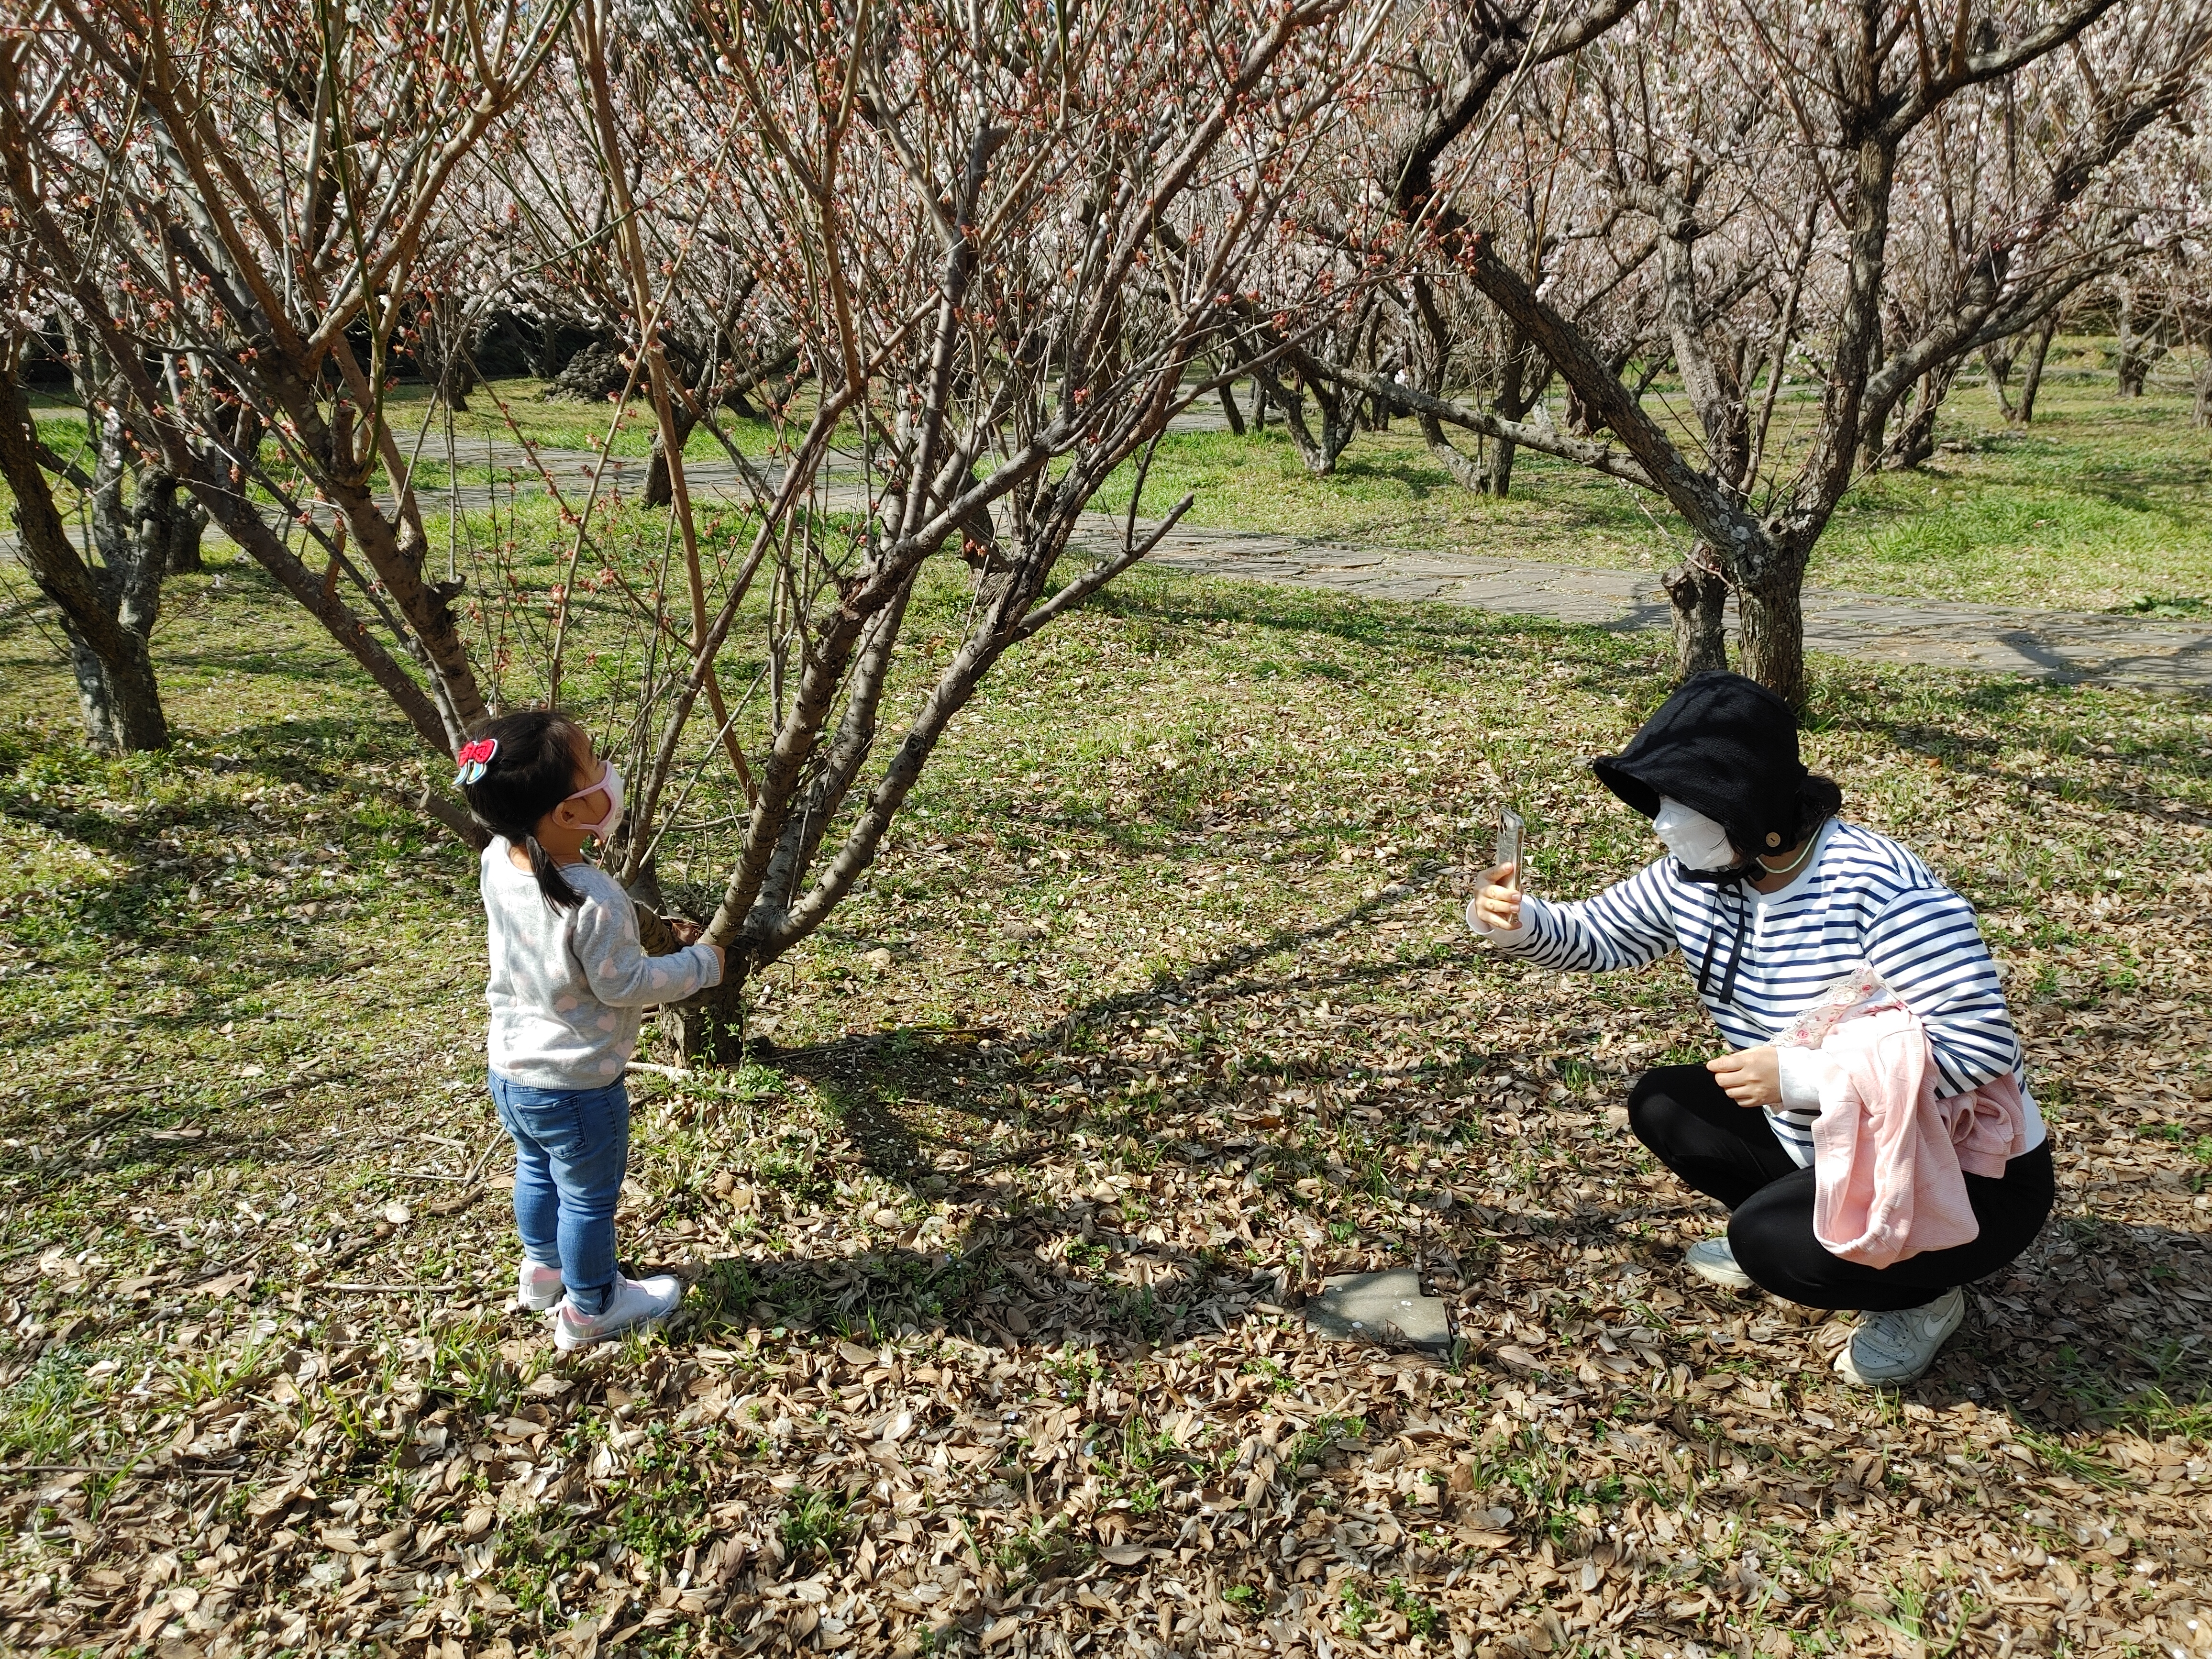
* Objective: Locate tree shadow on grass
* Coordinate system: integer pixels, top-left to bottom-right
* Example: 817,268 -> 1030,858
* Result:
1088,568 -> 1665,679
753,861 -> 1473,1187
665,1226 -> 1274,1361
1813,673 -> 2212,826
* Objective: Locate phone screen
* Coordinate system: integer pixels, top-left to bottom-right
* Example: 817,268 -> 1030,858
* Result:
1494,807 -> 1524,883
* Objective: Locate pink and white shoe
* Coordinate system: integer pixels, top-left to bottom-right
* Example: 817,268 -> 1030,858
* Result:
553,1274 -> 683,1351
517,1258 -> 565,1312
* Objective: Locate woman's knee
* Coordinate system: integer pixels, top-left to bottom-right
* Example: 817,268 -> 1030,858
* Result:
1626,1065 -> 1709,1152
1727,1183 -> 1855,1306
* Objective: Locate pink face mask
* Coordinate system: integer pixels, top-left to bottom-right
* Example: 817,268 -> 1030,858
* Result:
563,760 -> 625,840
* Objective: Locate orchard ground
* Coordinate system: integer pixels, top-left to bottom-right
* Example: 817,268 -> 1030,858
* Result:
3,531 -> 2212,1657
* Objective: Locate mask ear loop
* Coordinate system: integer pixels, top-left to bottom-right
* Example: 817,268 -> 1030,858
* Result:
1759,824 -> 1825,881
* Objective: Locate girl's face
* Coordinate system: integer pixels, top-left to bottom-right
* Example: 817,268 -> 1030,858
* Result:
533,725 -> 615,848
553,727 -> 612,830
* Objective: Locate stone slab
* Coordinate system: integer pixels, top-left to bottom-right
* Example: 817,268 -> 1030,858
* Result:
1303,1268 -> 1453,1351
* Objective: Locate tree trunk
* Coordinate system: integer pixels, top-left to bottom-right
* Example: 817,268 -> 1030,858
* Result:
2113,282 -> 2164,398
418,300 -> 480,410
135,467 -> 206,577
47,599 -> 168,753
630,897 -> 748,1062
1982,336 -> 2017,419
159,481 -> 208,574
55,615 -> 124,752
521,316 -> 557,379
643,402 -> 700,509
1736,558 -> 1809,710
1416,410 -> 1488,492
0,366 -> 169,751
658,971 -> 751,1063
435,365 -> 474,412
1217,376 -> 1246,436
1881,364 -> 1957,470
2013,313 -> 2057,424
1485,437 -> 1518,497
1484,330 -> 1538,496
1661,557 -> 1729,678
73,616 -> 167,750
1250,376 -> 1269,431
1253,367 -> 1354,476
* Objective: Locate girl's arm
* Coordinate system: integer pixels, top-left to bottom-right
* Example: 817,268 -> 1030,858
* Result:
1864,884 -> 2022,1095
1474,859 -> 1680,973
573,886 -> 723,1008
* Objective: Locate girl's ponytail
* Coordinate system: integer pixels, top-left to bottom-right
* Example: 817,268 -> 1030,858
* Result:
457,710 -> 590,913
521,831 -> 586,914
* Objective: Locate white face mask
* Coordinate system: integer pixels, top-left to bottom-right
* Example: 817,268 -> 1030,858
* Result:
1653,797 -> 1737,873
564,759 -> 625,841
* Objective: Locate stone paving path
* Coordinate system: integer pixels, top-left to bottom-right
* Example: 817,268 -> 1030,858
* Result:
16,431 -> 2211,692
1060,518 -> 2212,693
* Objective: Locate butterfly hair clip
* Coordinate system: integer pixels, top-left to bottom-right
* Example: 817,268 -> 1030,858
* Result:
453,737 -> 499,787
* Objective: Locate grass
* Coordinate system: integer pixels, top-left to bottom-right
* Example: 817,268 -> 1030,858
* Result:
777,1484 -> 849,1558
19,375 -> 802,473
0,1347 -> 96,1465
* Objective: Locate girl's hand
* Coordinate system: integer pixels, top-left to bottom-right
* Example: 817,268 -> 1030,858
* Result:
1472,863 -> 1521,932
667,918 -> 703,946
1707,1045 -> 1781,1108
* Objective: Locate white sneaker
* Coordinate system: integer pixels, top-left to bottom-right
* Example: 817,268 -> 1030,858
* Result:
553,1274 -> 684,1351
1833,1287 -> 1966,1386
1685,1236 -> 1754,1290
517,1258 -> 564,1312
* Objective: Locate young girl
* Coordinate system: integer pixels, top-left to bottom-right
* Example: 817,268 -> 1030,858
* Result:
1469,673 -> 2053,1386
456,710 -> 724,1349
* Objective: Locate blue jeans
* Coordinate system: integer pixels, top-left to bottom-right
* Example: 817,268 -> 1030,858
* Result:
488,1071 -> 629,1316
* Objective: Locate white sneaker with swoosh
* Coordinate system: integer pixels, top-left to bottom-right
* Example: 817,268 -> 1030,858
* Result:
1833,1287 -> 1966,1386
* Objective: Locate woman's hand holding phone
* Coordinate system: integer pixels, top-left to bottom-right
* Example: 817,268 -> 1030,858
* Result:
1471,806 -> 1525,932
1472,862 -> 1521,932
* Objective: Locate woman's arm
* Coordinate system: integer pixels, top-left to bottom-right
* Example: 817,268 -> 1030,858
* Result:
1473,859 -> 1680,973
1864,885 -> 2022,1094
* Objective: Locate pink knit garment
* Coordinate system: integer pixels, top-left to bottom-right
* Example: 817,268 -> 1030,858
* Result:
1809,1006 -> 2033,1270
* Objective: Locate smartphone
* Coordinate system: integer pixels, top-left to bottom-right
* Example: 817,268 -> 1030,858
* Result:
1494,807 -> 1524,885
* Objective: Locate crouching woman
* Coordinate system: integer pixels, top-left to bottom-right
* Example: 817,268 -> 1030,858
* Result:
1469,673 -> 2054,1385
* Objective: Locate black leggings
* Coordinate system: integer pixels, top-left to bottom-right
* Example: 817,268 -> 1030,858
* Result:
1627,1064 -> 2055,1312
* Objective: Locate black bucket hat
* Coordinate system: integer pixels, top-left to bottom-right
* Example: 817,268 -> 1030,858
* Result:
1591,671 -> 1808,857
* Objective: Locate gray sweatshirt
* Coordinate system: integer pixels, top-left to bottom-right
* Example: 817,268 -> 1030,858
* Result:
481,841 -> 722,1091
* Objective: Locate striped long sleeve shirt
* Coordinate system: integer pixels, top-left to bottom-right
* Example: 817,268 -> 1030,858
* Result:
1474,819 -> 2044,1167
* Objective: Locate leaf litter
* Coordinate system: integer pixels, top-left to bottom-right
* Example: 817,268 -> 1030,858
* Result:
1,572 -> 2211,1657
